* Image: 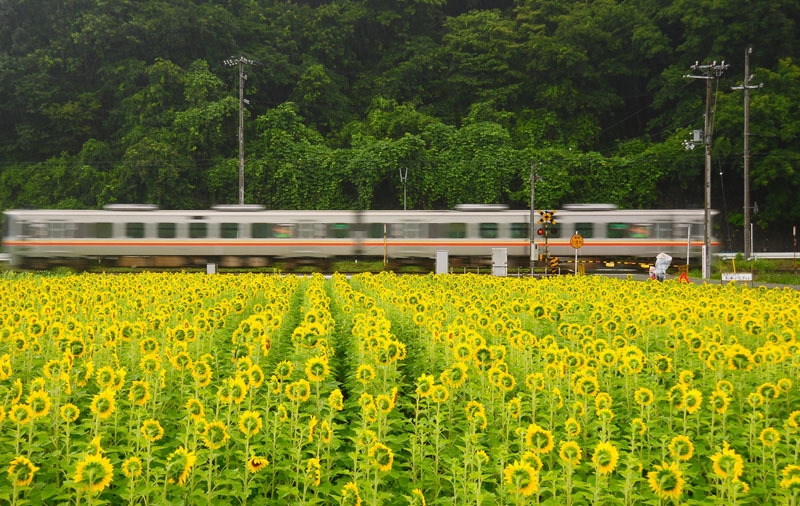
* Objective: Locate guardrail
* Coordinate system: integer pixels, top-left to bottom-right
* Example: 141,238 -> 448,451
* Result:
718,252 -> 797,260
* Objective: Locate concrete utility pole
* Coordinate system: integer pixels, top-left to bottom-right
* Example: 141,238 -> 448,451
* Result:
685,60 -> 729,279
530,161 -> 535,276
732,46 -> 763,259
224,55 -> 259,205
529,162 -> 543,276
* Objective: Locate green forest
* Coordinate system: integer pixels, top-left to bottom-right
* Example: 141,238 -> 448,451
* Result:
1,0 -> 798,249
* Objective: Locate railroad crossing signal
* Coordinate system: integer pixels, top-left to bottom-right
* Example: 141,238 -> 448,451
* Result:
550,256 -> 559,268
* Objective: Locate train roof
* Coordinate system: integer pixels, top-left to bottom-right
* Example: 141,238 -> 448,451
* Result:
4,208 -> 718,217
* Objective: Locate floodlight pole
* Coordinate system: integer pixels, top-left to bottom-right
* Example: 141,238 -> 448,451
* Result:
224,55 -> 259,205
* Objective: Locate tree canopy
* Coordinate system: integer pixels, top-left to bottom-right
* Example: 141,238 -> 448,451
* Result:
1,0 -> 798,248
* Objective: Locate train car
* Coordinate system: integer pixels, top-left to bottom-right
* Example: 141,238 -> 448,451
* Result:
1,205 -> 720,269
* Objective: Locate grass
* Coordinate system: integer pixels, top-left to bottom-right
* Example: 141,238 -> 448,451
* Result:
682,257 -> 800,285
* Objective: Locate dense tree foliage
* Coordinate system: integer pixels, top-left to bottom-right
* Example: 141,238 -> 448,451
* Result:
1,0 -> 798,248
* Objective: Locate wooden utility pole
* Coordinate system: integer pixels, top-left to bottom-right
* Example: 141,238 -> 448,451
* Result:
685,60 -> 729,279
732,46 -> 763,259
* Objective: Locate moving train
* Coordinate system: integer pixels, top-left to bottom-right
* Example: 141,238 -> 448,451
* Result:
1,204 -> 720,269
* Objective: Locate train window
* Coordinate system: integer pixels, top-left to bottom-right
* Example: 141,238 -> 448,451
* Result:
511,223 -> 529,239
95,223 -> 113,238
330,224 -> 350,239
48,222 -> 77,238
575,223 -> 594,238
607,223 -> 629,238
629,224 -> 652,238
404,223 -> 425,238
479,223 -> 498,239
273,224 -> 294,238
252,223 -> 272,238
448,223 -> 466,238
190,223 -> 207,239
221,223 -> 239,239
299,223 -> 325,238
158,223 -> 176,239
73,223 -> 93,238
654,223 -> 672,238
125,223 -> 145,239
367,223 -> 384,239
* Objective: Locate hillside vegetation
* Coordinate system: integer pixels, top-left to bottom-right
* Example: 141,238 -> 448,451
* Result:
1,0 -> 798,246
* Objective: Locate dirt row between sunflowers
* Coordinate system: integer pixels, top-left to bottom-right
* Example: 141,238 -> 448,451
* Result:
0,272 -> 799,505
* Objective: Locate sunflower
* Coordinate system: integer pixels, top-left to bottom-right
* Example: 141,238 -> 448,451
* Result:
759,427 -> 780,447
246,456 -> 269,473
202,420 -> 230,450
74,453 -> 114,493
57,403 -> 79,424
121,456 -> 143,479
230,376 -> 248,404
780,464 -> 800,491
166,446 -> 197,486
559,440 -> 582,466
503,460 -> 539,497
274,360 -> 294,380
507,397 -> 522,419
306,457 -> 321,486
9,404 -> 33,425
410,488 -> 426,506
647,461 -> 685,500
128,381 -> 150,406
7,456 -> 38,486
341,481 -> 362,506
631,417 -> 647,435
141,419 -> 164,443
709,390 -> 730,414
371,392 -> 393,414
191,361 -> 213,387
238,410 -> 263,439
415,374 -> 435,398
710,442 -> 744,481
90,389 -> 116,420
186,398 -> 205,423
525,424 -> 555,455
27,390 -> 51,418
369,442 -> 394,472
565,417 -> 581,438
286,379 -> 311,403
319,388 -> 341,414
633,387 -> 654,407
305,356 -> 330,383
668,435 -> 694,461
430,384 -> 449,404
591,441 -> 619,475
525,372 -> 545,391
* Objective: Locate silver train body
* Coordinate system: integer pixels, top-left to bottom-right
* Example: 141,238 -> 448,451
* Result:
1,205 -> 720,268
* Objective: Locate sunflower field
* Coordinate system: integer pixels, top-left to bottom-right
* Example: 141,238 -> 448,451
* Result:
0,272 -> 799,505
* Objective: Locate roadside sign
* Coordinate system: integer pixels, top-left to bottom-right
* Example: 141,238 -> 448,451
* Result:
722,272 -> 753,281
678,272 -> 690,283
570,234 -> 584,249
